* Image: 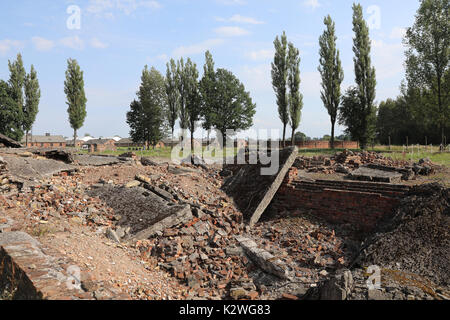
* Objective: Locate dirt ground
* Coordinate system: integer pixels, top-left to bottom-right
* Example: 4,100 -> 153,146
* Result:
1,149 -> 449,300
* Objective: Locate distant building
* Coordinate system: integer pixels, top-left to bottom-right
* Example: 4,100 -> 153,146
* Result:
84,138 -> 117,153
21,133 -> 66,148
115,138 -> 142,148
66,139 -> 84,148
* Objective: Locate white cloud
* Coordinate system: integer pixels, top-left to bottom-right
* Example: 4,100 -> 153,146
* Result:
87,0 -> 161,16
60,36 -> 85,50
303,0 -> 321,9
239,64 -> 271,93
390,27 -> 406,40
173,39 -> 225,57
90,37 -> 109,49
371,39 -> 405,80
246,49 -> 274,61
32,37 -> 55,51
216,0 -> 246,5
0,39 -> 23,55
216,14 -> 264,25
215,26 -> 250,37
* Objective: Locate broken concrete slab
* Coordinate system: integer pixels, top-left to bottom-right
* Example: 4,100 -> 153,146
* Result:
87,185 -> 192,241
222,147 -> 298,227
0,133 -> 22,148
364,163 -> 415,180
235,235 -> 289,280
141,157 -> 158,166
74,154 -> 130,167
32,148 -> 75,164
348,166 -> 403,183
0,154 -> 76,186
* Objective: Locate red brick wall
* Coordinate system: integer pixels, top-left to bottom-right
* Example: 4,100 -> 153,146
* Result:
26,142 -> 66,148
285,141 -> 359,149
273,168 -> 409,232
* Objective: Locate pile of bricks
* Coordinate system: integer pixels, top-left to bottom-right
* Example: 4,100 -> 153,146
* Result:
294,150 -> 413,175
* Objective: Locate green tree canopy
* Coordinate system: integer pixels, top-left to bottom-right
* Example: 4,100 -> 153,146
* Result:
318,15 -> 344,148
185,59 -> 202,153
127,66 -> 168,147
404,0 -> 449,144
287,42 -> 303,145
209,68 -> 256,147
23,65 -> 41,144
0,80 -> 22,141
199,51 -> 216,145
271,31 -> 289,147
64,58 -> 87,147
7,53 -> 26,141
349,3 -> 377,149
165,58 -> 180,145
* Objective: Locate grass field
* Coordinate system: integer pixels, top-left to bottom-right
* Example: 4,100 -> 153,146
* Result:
77,145 -> 450,167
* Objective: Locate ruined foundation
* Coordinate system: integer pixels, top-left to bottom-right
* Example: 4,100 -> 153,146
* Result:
274,167 -> 411,233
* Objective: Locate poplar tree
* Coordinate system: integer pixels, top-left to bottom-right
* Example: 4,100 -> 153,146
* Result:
318,15 -> 344,149
7,53 -> 26,141
200,51 -> 216,148
350,3 -> 377,149
23,65 -> 41,146
185,59 -> 201,154
176,58 -> 189,149
166,59 -> 180,147
287,43 -> 303,145
271,31 -> 289,147
64,58 -> 87,148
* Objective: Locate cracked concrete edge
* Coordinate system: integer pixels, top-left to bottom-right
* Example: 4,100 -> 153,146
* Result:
235,235 -> 289,280
249,147 -> 298,227
128,204 -> 193,241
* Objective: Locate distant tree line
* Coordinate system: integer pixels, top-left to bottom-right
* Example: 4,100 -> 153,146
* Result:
126,52 -> 256,152
377,0 -> 449,146
273,0 -> 448,149
0,54 -> 87,147
0,53 -> 41,143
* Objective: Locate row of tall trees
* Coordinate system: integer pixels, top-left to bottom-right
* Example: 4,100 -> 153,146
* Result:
272,3 -> 377,149
127,52 -> 256,151
0,53 -> 41,143
377,0 -> 449,146
271,32 -> 303,147
0,54 -> 87,147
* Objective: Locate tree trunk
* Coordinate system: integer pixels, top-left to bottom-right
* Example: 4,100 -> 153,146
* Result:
291,127 -> 295,146
171,128 -> 174,151
330,121 -> 335,150
282,124 -> 286,148
25,130 -> 29,147
190,130 -> 194,162
73,129 -> 77,151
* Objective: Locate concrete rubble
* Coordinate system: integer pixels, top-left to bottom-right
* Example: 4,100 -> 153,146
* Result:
0,146 -> 449,300
0,134 -> 22,149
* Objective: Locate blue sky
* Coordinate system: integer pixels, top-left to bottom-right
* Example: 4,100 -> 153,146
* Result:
0,0 -> 419,139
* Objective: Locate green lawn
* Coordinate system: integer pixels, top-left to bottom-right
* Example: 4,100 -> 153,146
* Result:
73,145 -> 450,167
297,146 -> 450,167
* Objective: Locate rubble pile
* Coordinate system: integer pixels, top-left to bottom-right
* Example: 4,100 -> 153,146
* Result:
357,183 -> 450,287
294,150 -> 436,179
110,165 -> 258,299
0,157 -> 18,195
2,173 -> 115,229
